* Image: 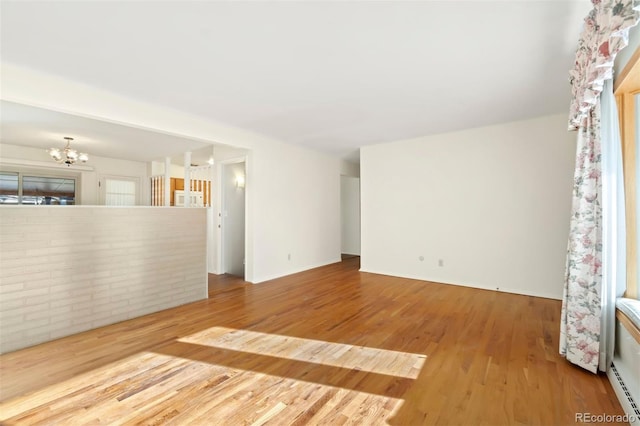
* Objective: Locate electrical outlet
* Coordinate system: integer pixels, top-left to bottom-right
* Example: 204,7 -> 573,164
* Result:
419,256 -> 424,262
288,253 -> 291,261
438,259 -> 444,267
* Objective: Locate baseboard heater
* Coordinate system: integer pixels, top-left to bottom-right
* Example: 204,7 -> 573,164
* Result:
609,300 -> 640,422
609,363 -> 640,419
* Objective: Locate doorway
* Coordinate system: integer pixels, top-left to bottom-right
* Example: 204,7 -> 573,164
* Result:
340,175 -> 361,257
221,160 -> 246,278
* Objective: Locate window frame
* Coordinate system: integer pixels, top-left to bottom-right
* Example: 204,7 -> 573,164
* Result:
0,167 -> 80,206
614,45 -> 640,299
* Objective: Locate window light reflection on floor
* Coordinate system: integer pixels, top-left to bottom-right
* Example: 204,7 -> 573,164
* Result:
178,327 -> 427,379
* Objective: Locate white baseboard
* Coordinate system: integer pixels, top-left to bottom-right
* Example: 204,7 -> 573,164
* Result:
358,268 -> 562,300
252,258 -> 342,284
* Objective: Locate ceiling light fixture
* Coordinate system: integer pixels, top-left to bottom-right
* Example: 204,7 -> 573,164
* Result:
48,137 -> 89,166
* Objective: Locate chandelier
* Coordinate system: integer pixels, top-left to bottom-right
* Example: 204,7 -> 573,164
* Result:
48,137 -> 89,166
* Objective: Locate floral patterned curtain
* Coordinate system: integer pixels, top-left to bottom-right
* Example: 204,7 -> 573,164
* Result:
560,105 -> 603,373
561,0 -> 639,373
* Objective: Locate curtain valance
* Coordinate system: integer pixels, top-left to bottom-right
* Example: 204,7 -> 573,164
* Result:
568,0 -> 639,131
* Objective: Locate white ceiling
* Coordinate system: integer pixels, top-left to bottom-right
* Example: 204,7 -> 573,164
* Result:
0,1 -> 591,162
0,101 -> 217,165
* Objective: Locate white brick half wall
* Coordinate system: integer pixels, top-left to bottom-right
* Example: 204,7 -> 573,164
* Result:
0,206 -> 208,353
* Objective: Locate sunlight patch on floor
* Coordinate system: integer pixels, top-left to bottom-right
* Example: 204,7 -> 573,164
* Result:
0,349 -> 406,425
179,326 -> 427,379
0,350 -> 163,421
1,328 -> 427,423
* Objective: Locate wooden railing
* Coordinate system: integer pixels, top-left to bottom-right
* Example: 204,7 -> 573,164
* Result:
151,164 -> 213,207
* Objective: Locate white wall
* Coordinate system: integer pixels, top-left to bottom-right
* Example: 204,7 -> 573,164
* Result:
0,143 -> 149,205
2,64 -> 342,284
341,176 -> 361,255
0,206 -> 207,353
360,114 -> 577,299
251,143 -> 341,282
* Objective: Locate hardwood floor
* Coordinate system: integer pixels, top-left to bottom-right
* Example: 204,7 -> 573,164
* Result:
0,257 -> 624,425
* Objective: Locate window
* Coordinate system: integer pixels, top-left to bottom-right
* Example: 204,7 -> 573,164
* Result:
0,172 -> 19,204
0,172 -> 76,205
614,46 -> 639,299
